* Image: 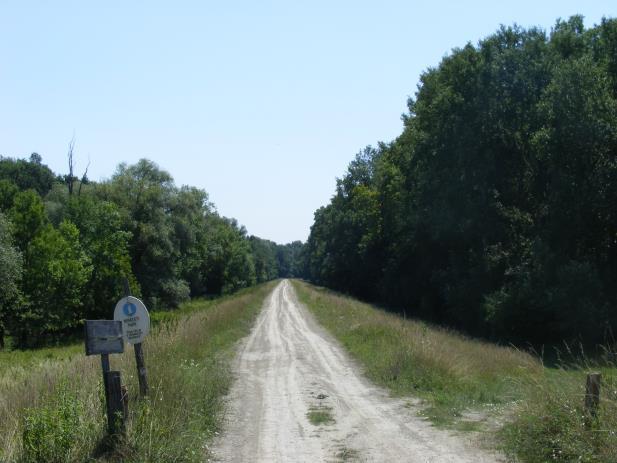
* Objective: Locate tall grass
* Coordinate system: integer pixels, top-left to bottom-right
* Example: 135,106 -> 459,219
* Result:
293,280 -> 617,461
0,281 -> 276,462
501,361 -> 617,462
292,280 -> 540,426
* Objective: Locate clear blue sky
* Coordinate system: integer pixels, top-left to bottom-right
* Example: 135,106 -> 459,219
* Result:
1,1 -> 615,243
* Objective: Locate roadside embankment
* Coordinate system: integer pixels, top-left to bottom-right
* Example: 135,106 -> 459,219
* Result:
292,280 -> 617,462
0,281 -> 276,463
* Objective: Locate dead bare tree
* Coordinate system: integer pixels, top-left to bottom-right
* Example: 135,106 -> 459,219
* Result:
67,135 -> 76,196
78,156 -> 90,196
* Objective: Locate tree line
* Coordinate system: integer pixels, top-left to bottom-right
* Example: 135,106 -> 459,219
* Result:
0,155 -> 301,348
302,16 -> 617,346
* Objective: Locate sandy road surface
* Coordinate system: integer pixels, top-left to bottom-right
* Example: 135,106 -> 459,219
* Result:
212,280 -> 501,462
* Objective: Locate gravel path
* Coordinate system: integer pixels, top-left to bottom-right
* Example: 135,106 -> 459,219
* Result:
212,280 -> 501,462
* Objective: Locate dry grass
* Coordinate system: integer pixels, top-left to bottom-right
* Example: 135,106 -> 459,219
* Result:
500,362 -> 617,463
0,281 -> 276,462
293,280 -> 617,462
0,345 -> 103,460
292,280 -> 541,425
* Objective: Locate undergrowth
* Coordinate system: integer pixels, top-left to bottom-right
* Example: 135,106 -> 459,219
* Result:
0,281 -> 276,462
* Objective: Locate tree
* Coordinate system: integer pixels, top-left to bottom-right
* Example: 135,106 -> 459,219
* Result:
0,212 -> 22,348
12,221 -> 92,346
250,236 -> 279,283
191,215 -> 256,294
276,241 -> 305,278
65,196 -> 138,319
0,155 -> 55,196
102,159 -> 187,308
9,190 -> 47,251
66,137 -> 76,196
304,148 -> 384,300
0,179 -> 19,211
303,16 -> 617,346
0,149 -> 289,346
170,186 -> 212,297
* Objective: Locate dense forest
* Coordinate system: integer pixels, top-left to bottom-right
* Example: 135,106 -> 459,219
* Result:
302,16 -> 617,346
0,154 -> 301,348
3,16 -> 616,350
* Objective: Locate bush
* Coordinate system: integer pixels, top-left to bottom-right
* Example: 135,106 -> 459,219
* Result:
21,384 -> 86,463
160,278 -> 191,308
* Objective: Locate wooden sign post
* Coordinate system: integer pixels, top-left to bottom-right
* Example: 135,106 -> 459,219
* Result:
116,278 -> 150,396
585,372 -> 602,418
84,320 -> 127,434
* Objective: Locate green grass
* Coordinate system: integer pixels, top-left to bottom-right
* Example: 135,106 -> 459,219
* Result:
499,363 -> 617,463
0,281 -> 277,462
307,406 -> 335,426
292,280 -> 617,462
292,280 -> 539,427
0,290 -> 259,371
0,343 -> 82,370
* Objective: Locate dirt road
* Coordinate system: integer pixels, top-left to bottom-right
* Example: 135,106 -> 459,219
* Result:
212,280 -> 501,462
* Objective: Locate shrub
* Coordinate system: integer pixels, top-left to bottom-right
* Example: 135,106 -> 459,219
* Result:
21,384 -> 85,463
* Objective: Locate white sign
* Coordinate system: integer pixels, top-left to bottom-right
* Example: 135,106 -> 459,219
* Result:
113,296 -> 150,344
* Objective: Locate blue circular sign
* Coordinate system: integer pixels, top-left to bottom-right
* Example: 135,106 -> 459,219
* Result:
123,302 -> 137,317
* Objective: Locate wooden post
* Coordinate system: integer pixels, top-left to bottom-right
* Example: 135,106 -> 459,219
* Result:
124,278 -> 149,396
105,370 -> 126,434
584,372 -> 601,418
101,353 -> 111,407
134,343 -> 149,396
84,320 -> 124,436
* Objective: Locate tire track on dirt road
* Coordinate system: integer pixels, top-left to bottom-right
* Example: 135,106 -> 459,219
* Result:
212,280 -> 502,462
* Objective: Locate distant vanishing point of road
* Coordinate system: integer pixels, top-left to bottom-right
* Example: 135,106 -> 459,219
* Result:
212,280 -> 501,462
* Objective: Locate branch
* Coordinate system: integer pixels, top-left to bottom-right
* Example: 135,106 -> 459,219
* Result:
78,156 -> 90,197
67,134 -> 76,196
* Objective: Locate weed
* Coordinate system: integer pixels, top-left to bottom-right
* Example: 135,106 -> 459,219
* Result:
21,382 -> 89,463
307,406 -> 335,426
0,281 -> 276,462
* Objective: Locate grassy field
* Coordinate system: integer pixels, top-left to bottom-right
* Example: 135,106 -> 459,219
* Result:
0,281 -> 276,463
292,280 -> 617,463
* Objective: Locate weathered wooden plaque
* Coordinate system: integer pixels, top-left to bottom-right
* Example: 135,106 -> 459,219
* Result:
85,320 -> 124,356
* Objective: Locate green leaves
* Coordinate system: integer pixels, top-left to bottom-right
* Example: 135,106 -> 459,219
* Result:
0,153 -> 288,348
9,190 -> 47,250
0,212 -> 22,347
16,221 -> 92,342
304,16 -> 617,346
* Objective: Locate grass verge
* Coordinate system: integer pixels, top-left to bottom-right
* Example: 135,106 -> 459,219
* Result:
292,280 -> 540,427
499,363 -> 617,463
293,280 -> 617,462
0,281 -> 276,463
